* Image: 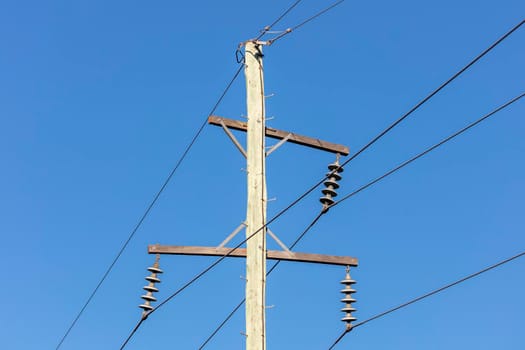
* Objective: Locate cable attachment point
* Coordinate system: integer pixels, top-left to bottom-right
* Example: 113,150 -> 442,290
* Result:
320,154 -> 344,212
340,266 -> 356,328
235,47 -> 245,64
139,254 -> 163,317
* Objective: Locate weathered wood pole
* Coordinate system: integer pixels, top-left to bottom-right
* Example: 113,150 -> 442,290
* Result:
244,41 -> 267,350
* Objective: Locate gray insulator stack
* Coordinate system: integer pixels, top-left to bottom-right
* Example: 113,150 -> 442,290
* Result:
320,158 -> 344,212
139,255 -> 163,315
340,267 -> 356,329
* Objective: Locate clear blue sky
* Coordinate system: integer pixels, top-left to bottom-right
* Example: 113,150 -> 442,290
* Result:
1,1 -> 524,349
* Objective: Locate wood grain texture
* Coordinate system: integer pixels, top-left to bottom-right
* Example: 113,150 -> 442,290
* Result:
208,115 -> 350,155
148,244 -> 358,266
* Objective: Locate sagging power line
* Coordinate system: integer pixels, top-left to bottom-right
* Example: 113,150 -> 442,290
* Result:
254,0 -> 304,41
196,91 -> 525,348
123,39 -> 358,350
121,90 -> 523,349
267,0 -> 346,45
55,61 -> 245,350
56,3 -> 324,347
189,19 -> 525,346
327,248 -> 525,349
60,0 -> 523,346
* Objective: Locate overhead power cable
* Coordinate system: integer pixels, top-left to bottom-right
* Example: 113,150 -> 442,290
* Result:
120,211 -> 326,350
324,93 -> 524,350
117,19 -> 524,346
327,249 -> 525,349
255,0 -> 304,41
55,63 -> 244,350
122,88 -> 523,349
237,0 -> 303,62
268,0 -> 346,45
248,18 -> 524,255
198,211 -> 325,349
331,92 -> 525,209
198,90 -> 524,348
233,19 -> 525,262
333,19 -> 524,171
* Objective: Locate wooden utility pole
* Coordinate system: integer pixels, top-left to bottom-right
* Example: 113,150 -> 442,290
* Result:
244,41 -> 267,350
143,40 -> 357,349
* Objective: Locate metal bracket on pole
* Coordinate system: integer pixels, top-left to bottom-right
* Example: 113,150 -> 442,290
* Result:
217,222 -> 247,249
219,119 -> 247,158
266,228 -> 292,254
266,133 -> 292,157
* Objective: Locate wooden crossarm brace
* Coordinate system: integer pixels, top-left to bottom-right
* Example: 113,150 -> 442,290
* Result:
208,116 -> 350,156
148,244 -> 358,266
218,119 -> 247,158
266,133 -> 292,156
266,228 -> 291,253
217,222 -> 247,248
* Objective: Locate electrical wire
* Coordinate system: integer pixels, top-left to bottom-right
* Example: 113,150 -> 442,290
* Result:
237,0 -> 303,62
55,62 -> 245,350
198,211 -> 325,349
327,330 -> 348,350
331,92 -> 525,209
121,211 -> 326,350
327,249 -> 525,349
328,92 -> 525,350
119,220 -> 265,349
233,19 -> 525,251
268,0 -> 346,45
117,19 -> 524,346
332,19 -> 525,171
251,18 -> 525,250
255,0 -> 304,41
198,91 -> 524,348
198,299 -> 244,350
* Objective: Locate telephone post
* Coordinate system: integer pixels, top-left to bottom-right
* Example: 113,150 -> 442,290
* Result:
244,41 -> 268,350
143,40 -> 358,349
